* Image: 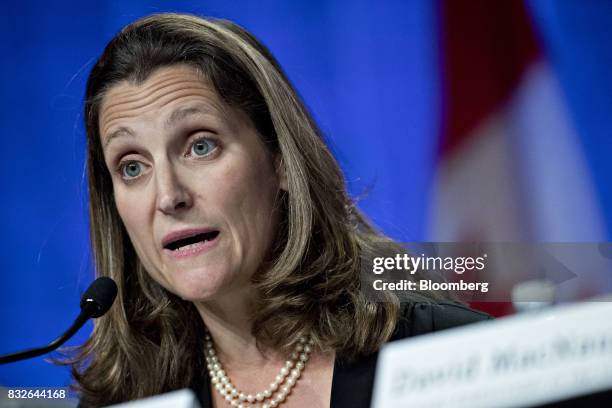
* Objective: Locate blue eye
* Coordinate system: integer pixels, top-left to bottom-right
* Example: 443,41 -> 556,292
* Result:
191,138 -> 217,157
122,161 -> 143,178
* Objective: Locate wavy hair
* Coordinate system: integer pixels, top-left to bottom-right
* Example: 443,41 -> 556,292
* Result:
69,13 -> 443,406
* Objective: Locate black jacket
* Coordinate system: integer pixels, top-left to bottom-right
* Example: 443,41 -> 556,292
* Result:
194,301 -> 491,408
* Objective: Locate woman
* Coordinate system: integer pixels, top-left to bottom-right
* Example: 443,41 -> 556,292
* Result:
73,13 -> 489,407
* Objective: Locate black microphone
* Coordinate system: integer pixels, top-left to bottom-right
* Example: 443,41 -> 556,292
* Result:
0,277 -> 117,365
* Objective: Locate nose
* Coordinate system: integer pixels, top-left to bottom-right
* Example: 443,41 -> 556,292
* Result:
155,163 -> 193,215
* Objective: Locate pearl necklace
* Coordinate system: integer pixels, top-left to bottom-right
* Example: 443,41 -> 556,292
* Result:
204,333 -> 313,408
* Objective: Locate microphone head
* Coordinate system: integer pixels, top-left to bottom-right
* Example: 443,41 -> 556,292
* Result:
80,277 -> 118,318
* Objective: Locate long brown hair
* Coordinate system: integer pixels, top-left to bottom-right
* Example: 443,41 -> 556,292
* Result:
71,13 -> 442,406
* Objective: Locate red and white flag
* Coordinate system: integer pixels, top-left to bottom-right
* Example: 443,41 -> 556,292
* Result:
428,1 -> 606,315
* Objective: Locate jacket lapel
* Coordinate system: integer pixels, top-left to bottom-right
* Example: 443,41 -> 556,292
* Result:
330,352 -> 379,408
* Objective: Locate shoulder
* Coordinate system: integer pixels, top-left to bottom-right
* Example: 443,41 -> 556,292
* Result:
329,301 -> 491,407
391,301 -> 492,340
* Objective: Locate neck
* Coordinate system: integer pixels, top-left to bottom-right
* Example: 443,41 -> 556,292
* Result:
194,288 -> 275,367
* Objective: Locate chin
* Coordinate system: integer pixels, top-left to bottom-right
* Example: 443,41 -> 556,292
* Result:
167,266 -> 230,302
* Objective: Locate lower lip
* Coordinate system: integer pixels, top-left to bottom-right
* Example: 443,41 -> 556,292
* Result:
163,234 -> 220,259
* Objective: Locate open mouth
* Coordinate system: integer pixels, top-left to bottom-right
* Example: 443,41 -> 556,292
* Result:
164,230 -> 220,251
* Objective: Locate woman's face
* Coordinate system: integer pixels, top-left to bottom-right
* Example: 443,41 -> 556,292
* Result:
99,64 -> 284,302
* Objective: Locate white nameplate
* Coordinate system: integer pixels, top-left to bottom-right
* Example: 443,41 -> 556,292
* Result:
371,301 -> 612,408
108,389 -> 201,408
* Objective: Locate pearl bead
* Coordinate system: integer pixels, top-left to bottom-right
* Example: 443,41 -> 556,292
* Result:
206,335 -> 311,407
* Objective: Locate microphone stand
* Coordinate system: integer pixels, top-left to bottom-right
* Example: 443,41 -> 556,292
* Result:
0,312 -> 90,365
0,277 -> 117,365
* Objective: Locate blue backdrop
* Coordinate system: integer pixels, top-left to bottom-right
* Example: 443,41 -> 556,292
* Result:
1,0 -> 611,388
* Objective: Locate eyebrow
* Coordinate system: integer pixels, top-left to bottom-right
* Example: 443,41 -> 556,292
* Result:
103,126 -> 135,149
165,105 -> 213,129
103,105 -> 215,149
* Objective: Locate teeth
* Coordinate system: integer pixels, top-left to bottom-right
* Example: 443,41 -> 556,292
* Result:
174,239 -> 209,251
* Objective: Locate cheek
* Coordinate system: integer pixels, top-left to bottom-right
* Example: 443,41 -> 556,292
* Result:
115,193 -> 137,229
210,156 -> 279,252
219,158 -> 278,217
114,190 -> 152,250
